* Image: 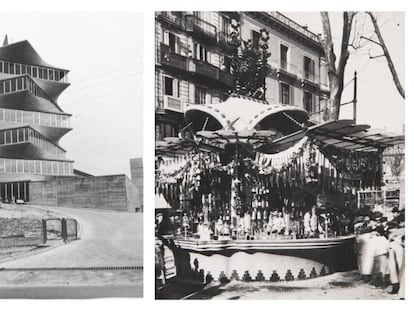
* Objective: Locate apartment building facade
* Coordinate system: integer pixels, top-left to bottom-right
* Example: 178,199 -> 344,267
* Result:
155,11 -> 238,140
240,12 -> 329,124
155,11 -> 329,141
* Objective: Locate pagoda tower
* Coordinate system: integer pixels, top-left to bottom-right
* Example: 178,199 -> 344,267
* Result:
0,37 -> 73,202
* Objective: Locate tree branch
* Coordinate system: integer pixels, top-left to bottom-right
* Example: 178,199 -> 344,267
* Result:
367,12 -> 405,99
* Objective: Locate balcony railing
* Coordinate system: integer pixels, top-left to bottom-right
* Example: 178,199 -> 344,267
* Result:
0,157 -> 73,176
219,70 -> 234,88
218,32 -> 235,50
0,127 -> 65,157
185,15 -> 217,42
0,107 -> 71,128
0,60 -> 69,83
159,44 -> 188,72
266,12 -> 320,42
0,75 -> 54,103
163,95 -> 185,113
303,71 -> 319,86
156,12 -> 185,28
194,60 -> 219,80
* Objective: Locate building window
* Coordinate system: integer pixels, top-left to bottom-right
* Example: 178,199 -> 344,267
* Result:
194,43 -> 209,62
163,31 -> 177,53
160,123 -> 177,138
280,44 -> 288,70
304,56 -> 315,80
252,30 -> 261,49
304,92 -> 319,113
221,15 -> 231,34
163,76 -> 180,98
304,91 -> 313,112
279,83 -> 291,105
195,86 -> 207,105
164,76 -> 173,96
219,55 -> 231,72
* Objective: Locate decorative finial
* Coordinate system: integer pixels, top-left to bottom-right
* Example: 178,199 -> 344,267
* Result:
3,35 -> 8,46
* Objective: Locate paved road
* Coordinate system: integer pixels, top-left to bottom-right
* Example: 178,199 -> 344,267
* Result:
1,205 -> 142,268
0,282 -> 142,299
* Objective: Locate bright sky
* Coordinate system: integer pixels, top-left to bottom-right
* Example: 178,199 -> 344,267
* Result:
282,12 -> 405,134
0,12 -> 143,178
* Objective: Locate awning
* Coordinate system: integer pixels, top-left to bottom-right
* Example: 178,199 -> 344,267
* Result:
155,193 -> 172,210
184,94 -> 308,135
258,119 -> 404,154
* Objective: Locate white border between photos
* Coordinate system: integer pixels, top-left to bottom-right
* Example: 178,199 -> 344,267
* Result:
0,0 -> 412,310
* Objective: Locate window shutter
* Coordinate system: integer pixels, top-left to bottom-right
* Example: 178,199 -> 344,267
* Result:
279,83 -> 283,104
311,59 -> 315,78
290,86 -> 294,106
173,79 -> 177,98
313,94 -> 318,112
163,30 -> 169,45
189,83 -> 195,104
206,93 -> 211,105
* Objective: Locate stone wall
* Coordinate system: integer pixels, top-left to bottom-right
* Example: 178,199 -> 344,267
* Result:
30,175 -> 139,212
125,176 -> 141,212
0,217 -> 42,238
130,158 -> 143,211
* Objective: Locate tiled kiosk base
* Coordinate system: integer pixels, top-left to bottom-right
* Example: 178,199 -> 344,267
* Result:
165,236 -> 356,283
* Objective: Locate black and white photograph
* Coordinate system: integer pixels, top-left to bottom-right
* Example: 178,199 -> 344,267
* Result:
154,11 -> 405,300
0,12 -> 143,298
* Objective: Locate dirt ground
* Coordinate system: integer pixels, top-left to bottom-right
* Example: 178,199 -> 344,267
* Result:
0,203 -> 62,219
181,270 -> 402,300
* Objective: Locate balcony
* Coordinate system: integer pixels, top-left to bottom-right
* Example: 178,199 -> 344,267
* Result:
219,70 -> 234,88
185,15 -> 217,43
159,43 -> 188,72
163,95 -> 185,113
218,32 -> 235,51
194,60 -> 219,80
276,61 -> 297,80
156,12 -> 185,29
266,12 -> 320,43
302,71 -> 320,89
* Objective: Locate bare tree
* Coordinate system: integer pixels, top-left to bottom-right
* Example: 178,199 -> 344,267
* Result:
365,12 -> 405,99
320,12 -> 356,121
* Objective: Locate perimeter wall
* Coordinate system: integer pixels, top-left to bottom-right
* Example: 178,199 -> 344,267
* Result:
29,175 -> 140,212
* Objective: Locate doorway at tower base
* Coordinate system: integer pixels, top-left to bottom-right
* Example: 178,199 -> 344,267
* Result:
0,181 -> 30,203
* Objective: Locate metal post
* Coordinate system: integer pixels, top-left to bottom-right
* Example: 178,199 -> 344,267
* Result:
74,219 -> 78,240
353,71 -> 357,124
61,218 -> 67,243
42,219 -> 47,244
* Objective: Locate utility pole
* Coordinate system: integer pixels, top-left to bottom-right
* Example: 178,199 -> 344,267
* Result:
340,70 -> 358,124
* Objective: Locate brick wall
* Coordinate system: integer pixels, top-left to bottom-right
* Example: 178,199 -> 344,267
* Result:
30,175 -> 139,212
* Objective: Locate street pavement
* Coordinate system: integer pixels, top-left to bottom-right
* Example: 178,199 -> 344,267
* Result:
0,205 -> 142,269
0,282 -> 142,299
179,270 -> 399,300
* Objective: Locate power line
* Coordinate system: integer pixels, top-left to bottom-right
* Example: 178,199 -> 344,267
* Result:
63,85 -> 139,106
64,71 -> 141,94
70,62 -> 142,85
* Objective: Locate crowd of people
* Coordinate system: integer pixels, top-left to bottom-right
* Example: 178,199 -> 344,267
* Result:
354,207 -> 405,299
